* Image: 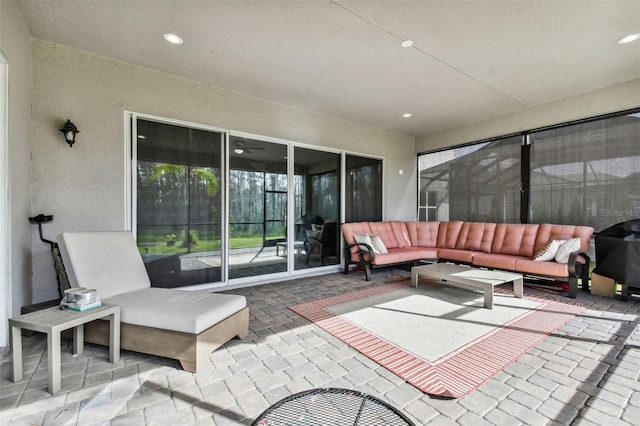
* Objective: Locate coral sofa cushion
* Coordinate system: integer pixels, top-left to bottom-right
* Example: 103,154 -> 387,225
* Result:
515,259 -> 569,278
390,221 -> 412,248
455,222 -> 496,253
370,248 -> 426,265
342,222 -> 373,256
406,221 -> 439,248
438,248 -> 483,263
436,221 -> 464,248
491,224 -> 539,257
369,222 -> 400,249
472,253 -> 522,270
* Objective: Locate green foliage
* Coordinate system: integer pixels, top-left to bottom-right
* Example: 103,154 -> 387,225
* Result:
193,168 -> 219,196
151,163 -> 185,180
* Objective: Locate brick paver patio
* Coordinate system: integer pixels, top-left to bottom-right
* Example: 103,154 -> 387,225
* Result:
1,270 -> 638,425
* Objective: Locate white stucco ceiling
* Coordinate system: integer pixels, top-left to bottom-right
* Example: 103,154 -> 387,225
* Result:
17,1 -> 640,137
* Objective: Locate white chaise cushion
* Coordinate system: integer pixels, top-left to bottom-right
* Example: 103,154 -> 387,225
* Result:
58,231 -> 151,298
104,288 -> 246,334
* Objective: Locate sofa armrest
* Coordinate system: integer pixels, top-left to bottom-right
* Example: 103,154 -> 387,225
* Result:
568,251 -> 591,297
343,243 -> 375,264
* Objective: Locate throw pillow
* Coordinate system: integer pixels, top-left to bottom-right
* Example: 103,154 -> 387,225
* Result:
554,238 -> 582,263
353,234 -> 374,252
532,239 -> 565,262
368,234 -> 388,254
306,229 -> 320,239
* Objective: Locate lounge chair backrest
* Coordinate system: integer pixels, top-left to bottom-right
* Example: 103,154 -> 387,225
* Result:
57,231 -> 151,298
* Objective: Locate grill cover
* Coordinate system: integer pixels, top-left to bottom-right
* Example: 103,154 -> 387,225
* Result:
593,219 -> 640,286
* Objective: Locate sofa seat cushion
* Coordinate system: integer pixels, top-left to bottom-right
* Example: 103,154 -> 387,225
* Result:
472,253 -> 524,270
514,259 -> 569,278
103,288 -> 247,334
437,248 -> 483,263
370,247 -> 431,265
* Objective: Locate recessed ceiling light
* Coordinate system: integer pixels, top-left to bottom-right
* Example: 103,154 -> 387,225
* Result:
163,33 -> 184,45
402,113 -> 412,118
400,40 -> 413,48
137,135 -> 146,139
234,148 -> 244,154
618,33 -> 640,44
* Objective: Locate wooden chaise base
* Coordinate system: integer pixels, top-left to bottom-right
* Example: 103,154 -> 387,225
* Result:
82,307 -> 249,372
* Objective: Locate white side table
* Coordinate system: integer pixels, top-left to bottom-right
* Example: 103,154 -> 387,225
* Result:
9,303 -> 120,394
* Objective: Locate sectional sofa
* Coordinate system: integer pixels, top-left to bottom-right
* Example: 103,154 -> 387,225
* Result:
341,221 -> 594,298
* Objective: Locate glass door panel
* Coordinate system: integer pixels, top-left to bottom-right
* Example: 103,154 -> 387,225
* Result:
294,148 -> 341,270
228,136 -> 288,279
345,154 -> 383,222
136,118 -> 223,287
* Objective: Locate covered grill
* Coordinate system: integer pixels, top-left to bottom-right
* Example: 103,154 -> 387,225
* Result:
594,219 -> 640,300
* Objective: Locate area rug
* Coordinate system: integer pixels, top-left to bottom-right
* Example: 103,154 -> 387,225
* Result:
289,281 -> 585,398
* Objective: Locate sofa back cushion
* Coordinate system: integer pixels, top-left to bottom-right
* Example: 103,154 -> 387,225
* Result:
390,221 -> 412,248
436,221 -> 464,248
491,224 -> 540,257
368,222 -> 401,249
341,222 -> 373,256
406,221 -> 440,248
534,223 -> 594,254
455,222 -> 497,253
58,231 -> 151,298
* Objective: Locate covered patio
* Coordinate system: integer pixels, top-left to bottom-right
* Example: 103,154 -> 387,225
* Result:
1,270 -> 638,425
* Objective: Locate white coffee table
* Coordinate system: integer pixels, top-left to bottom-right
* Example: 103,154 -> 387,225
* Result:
10,304 -> 120,393
411,263 -> 523,309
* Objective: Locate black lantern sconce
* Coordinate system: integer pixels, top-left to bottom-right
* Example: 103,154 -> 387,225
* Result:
59,119 -> 79,147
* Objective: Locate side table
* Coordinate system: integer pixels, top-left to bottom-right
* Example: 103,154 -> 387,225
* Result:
9,303 -> 120,394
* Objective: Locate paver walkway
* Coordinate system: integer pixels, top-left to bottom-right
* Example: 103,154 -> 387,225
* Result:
1,270 -> 638,425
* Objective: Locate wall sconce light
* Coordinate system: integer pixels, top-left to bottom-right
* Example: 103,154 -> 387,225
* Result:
59,119 -> 79,147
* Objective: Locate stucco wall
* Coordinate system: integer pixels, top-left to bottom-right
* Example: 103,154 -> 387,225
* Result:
416,78 -> 640,152
1,0 -> 33,344
30,40 -> 416,303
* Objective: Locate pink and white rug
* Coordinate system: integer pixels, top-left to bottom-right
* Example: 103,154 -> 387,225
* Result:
289,281 -> 585,398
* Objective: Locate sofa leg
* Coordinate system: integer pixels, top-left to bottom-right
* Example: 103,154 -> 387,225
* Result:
364,264 -> 372,281
567,277 -> 577,298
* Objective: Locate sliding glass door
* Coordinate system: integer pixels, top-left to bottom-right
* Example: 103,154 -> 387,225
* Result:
228,135 -> 288,279
132,114 -> 386,287
294,148 -> 341,270
135,118 -> 223,287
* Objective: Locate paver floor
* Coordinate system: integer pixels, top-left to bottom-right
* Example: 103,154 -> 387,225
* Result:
1,270 -> 638,425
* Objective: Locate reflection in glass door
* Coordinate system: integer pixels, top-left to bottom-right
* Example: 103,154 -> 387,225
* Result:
228,136 -> 288,279
135,118 -> 223,287
294,148 -> 341,270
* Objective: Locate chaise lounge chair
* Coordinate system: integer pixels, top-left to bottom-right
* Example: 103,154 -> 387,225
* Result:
57,231 -> 249,372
